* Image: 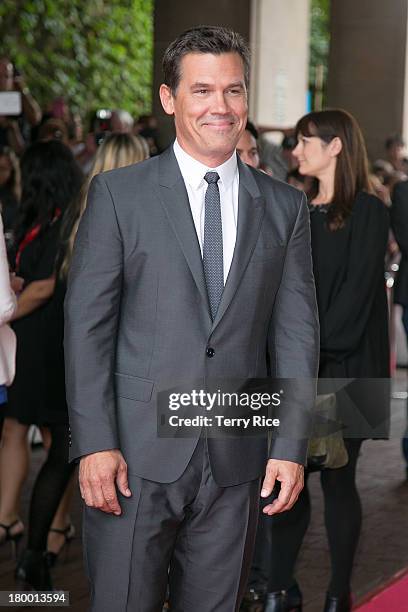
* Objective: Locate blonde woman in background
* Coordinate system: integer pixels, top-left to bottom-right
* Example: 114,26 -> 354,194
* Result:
15,132 -> 149,591
60,132 -> 150,278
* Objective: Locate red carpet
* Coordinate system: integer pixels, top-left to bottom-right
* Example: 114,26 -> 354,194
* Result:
355,568 -> 408,611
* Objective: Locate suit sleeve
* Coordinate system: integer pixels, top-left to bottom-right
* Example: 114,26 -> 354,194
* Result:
321,196 -> 389,356
268,191 -> 319,465
64,174 -> 123,461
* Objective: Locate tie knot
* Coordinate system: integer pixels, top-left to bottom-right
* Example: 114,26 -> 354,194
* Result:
204,171 -> 220,185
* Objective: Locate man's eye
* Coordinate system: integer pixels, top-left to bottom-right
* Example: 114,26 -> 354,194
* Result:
228,89 -> 241,95
195,89 -> 208,94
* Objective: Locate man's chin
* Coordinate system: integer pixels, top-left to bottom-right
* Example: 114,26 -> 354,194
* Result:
202,134 -> 239,152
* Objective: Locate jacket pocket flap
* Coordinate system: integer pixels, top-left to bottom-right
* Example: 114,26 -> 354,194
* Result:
114,373 -> 154,403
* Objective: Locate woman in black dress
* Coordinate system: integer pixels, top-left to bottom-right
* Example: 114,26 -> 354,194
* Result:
14,133 -> 149,589
246,110 -> 390,612
0,141 -> 82,588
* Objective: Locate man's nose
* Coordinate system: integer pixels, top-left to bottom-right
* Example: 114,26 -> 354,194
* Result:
211,91 -> 229,114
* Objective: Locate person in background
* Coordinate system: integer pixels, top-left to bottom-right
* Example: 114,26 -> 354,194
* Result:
110,109 -> 134,134
0,145 -> 21,235
61,131 -> 150,268
67,113 -> 85,157
49,97 -> 70,125
16,134 -> 148,589
372,159 -> 395,184
0,214 -> 19,444
37,119 -> 69,145
134,114 -> 160,156
0,58 -> 42,154
246,109 -> 390,612
63,132 -> 150,258
258,131 -> 297,179
369,173 -> 392,207
374,134 -> 408,177
0,141 -> 83,590
390,180 -> 408,478
236,120 -> 260,169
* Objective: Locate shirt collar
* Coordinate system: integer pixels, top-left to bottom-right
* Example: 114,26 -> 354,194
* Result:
173,139 -> 237,191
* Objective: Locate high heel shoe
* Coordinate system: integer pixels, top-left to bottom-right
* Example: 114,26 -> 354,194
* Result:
15,549 -> 53,591
323,592 -> 352,612
0,519 -> 24,560
264,582 -> 303,612
45,523 -> 75,567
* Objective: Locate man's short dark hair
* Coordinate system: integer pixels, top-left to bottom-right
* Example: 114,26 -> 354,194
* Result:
162,25 -> 250,94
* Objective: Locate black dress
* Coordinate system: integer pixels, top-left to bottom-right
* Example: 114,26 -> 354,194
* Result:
246,192 -> 391,600
310,191 -> 390,437
5,217 -> 68,425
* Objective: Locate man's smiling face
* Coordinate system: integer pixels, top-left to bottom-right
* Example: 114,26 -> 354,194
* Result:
160,52 -> 248,167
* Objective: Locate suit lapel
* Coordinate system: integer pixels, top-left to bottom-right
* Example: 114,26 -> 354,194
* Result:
157,148 -> 211,318
211,159 -> 265,332
157,148 -> 265,331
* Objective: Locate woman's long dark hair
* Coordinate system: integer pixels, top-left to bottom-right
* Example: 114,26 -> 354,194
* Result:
295,109 -> 372,231
13,140 -> 83,248
0,145 -> 21,202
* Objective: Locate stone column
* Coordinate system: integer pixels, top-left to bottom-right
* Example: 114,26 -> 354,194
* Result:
249,0 -> 310,128
327,0 -> 408,160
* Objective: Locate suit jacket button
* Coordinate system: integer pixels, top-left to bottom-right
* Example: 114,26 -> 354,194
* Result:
206,347 -> 215,358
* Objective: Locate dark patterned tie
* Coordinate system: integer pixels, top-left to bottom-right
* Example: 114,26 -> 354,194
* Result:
203,171 -> 224,320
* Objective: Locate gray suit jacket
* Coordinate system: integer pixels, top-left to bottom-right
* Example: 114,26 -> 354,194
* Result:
65,147 -> 319,486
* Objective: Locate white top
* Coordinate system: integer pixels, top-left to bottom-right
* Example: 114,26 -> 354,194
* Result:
0,216 -> 16,386
173,139 -> 239,283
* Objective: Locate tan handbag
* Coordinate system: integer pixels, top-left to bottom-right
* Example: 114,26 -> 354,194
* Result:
307,393 -> 349,471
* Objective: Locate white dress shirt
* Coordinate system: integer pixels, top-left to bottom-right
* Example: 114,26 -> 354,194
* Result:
173,139 -> 239,283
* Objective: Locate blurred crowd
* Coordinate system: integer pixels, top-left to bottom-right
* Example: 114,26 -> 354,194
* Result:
0,54 -> 407,611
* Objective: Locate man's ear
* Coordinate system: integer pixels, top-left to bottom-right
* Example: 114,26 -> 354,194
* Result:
330,136 -> 342,157
159,84 -> 175,116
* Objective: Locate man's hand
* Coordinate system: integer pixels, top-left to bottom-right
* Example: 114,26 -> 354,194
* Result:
79,449 -> 131,515
260,459 -> 304,515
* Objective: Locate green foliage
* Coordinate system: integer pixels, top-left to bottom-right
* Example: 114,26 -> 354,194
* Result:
309,0 -> 330,92
0,0 -> 153,120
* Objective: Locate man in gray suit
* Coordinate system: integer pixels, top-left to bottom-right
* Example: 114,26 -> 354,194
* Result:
65,25 -> 319,612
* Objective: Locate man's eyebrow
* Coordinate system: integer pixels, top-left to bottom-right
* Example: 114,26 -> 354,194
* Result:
190,82 -> 212,89
227,81 -> 245,89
